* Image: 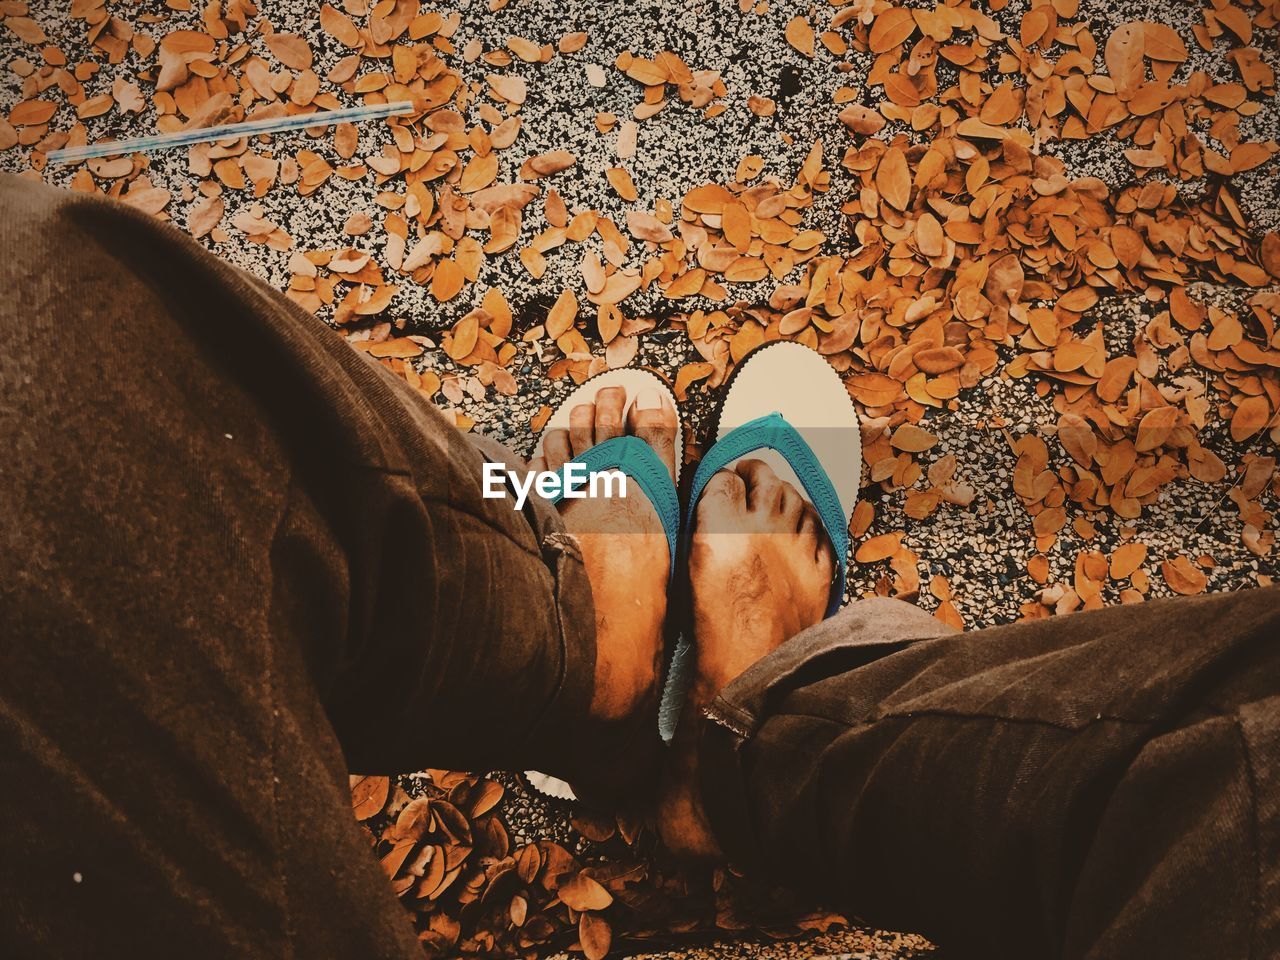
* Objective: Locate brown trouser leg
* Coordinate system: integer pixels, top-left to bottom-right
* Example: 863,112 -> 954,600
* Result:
0,175 -> 607,957
699,591 -> 1280,959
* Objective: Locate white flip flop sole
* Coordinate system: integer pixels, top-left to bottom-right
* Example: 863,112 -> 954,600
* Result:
535,368 -> 684,481
522,770 -> 578,802
658,342 -> 863,744
716,340 -> 861,520
525,367 -> 682,804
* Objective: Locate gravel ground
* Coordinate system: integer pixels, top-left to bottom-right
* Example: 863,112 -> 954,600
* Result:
566,928 -> 936,960
2,0 -> 1277,957
7,0 -> 1279,322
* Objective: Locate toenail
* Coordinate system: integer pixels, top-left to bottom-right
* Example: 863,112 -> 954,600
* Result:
634,386 -> 662,410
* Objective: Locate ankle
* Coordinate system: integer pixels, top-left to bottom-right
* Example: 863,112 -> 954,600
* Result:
581,543 -> 667,724
691,612 -> 788,701
657,712 -> 723,859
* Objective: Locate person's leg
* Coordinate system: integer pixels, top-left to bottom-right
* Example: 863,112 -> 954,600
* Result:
0,175 -> 660,955
528,383 -> 679,727
667,460 -> 1278,959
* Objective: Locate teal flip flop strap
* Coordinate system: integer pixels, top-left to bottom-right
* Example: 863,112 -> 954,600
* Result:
549,436 -> 680,572
684,412 -> 850,617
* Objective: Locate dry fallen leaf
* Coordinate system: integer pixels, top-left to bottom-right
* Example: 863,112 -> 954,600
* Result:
784,16 -> 815,57
9,99 -> 57,125
546,288 -> 578,338
674,361 -> 714,400
1231,395 -> 1271,442
350,775 -> 390,821
520,150 -> 576,180
1161,556 -> 1207,596
264,33 -> 313,70
890,424 -> 938,453
606,167 -> 638,202
869,7 -> 916,54
876,147 -> 911,212
1110,543 -> 1148,580
579,913 -> 612,960
319,3 -> 361,47
855,533 -> 901,563
188,196 -> 224,239
558,872 -> 612,911
431,260 -> 465,302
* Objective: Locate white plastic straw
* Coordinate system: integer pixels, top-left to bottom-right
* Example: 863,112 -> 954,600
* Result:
46,100 -> 415,165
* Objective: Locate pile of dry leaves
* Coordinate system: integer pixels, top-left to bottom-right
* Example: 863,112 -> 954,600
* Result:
350,771 -> 843,958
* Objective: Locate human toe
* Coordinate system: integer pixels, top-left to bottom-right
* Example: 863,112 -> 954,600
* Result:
569,402 -> 596,456
543,429 -> 572,472
593,386 -> 626,443
627,386 -> 678,481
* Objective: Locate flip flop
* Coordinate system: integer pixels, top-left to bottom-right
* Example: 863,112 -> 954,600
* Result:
523,368 -> 683,802
534,367 -> 683,568
657,341 -> 862,743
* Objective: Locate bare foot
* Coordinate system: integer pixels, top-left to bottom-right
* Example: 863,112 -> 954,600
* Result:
659,458 -> 834,858
530,385 -> 678,725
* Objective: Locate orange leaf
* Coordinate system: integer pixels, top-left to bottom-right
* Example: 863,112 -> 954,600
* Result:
869,7 -> 916,53
1049,340 -> 1090,373
459,153 -> 498,193
935,600 -> 964,630
914,346 -> 964,374
721,201 -> 752,250
1231,395 -> 1271,442
1128,83 -> 1176,116
431,260 -> 465,302
350,775 -> 390,820
1161,556 -> 1206,595
1262,232 -> 1280,279
664,268 -> 706,299
319,3 -> 360,47
263,32 -> 313,70
483,287 -> 513,338
884,71 -> 923,107
1104,22 -> 1145,92
520,150 -> 576,180
1020,7 -> 1052,47
784,16 -> 815,57
1230,142 -> 1275,174
1027,554 -> 1050,584
890,423 -> 938,452
446,314 -> 479,360
1110,542 -> 1147,580
683,183 -> 734,214
1097,356 -> 1137,403
597,304 -> 622,344
1058,413 -> 1096,466
1058,285 -> 1098,313
558,872 -> 612,912
1135,406 -> 1179,452
8,99 -> 56,125
673,361 -> 714,401
851,500 -> 874,538
1110,225 -> 1144,268
980,82 -> 1021,125
545,289 -> 578,339
855,533 -> 901,564
916,213 -> 944,258
1143,22 -> 1187,62
876,146 -> 911,212
579,913 -> 612,960
605,167 -> 638,201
